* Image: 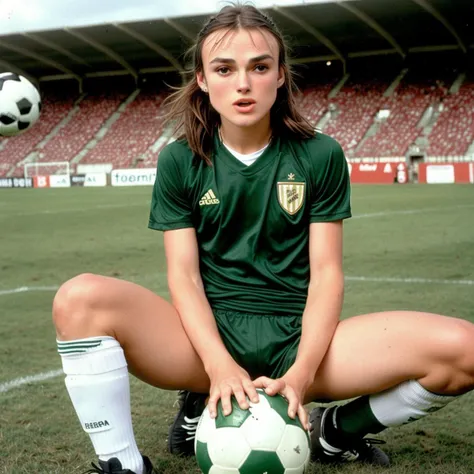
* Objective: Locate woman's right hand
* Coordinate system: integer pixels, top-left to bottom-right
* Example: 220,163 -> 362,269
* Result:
207,359 -> 260,419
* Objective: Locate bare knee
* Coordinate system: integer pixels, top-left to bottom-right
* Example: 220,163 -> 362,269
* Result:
449,320 -> 474,391
429,318 -> 474,394
53,273 -> 107,340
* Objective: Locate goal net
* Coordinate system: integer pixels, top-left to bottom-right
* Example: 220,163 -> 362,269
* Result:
24,161 -> 71,178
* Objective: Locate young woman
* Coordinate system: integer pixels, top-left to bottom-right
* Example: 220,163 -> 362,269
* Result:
52,4 -> 474,474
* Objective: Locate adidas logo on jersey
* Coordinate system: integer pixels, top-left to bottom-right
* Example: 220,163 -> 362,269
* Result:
199,189 -> 220,206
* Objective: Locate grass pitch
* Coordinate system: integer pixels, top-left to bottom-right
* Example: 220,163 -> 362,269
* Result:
0,184 -> 473,473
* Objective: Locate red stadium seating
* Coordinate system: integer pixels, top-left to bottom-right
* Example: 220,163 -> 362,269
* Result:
297,84 -> 333,127
426,82 -> 474,156
136,141 -> 169,169
37,91 -> 127,164
357,76 -> 455,157
323,78 -> 389,154
80,90 -> 167,169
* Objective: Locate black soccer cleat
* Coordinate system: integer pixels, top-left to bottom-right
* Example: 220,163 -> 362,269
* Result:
309,407 -> 390,467
84,455 -> 155,473
168,390 -> 208,456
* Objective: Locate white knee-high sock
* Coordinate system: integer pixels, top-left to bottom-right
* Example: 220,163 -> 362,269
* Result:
369,380 -> 456,427
57,336 -> 144,474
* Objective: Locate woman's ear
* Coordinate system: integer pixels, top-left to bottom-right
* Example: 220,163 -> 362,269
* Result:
277,66 -> 285,89
196,71 -> 208,93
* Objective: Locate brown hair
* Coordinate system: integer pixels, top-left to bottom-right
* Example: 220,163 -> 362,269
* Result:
164,2 -> 314,165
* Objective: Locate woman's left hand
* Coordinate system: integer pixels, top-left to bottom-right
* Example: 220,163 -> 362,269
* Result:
253,369 -> 313,431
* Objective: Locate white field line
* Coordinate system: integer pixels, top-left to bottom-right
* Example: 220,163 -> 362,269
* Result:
353,203 -> 474,219
0,202 -> 150,217
0,285 -> 59,296
2,270 -> 474,299
0,369 -> 63,393
346,276 -> 474,286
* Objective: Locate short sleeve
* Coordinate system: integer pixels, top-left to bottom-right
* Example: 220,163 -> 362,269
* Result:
148,145 -> 193,231
310,138 -> 352,223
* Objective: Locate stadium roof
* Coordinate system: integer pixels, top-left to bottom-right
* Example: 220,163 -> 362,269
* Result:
0,0 -> 472,84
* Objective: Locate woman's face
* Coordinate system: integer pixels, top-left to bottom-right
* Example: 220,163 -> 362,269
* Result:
198,27 -> 285,131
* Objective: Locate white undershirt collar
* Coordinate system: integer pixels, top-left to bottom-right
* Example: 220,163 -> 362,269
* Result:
222,141 -> 269,166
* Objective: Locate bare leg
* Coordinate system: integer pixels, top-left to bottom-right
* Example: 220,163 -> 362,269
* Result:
306,311 -> 474,463
53,273 -> 211,472
53,273 -> 210,392
307,310 -> 474,401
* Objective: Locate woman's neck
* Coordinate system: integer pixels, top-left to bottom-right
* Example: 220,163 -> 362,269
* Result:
219,118 -> 272,155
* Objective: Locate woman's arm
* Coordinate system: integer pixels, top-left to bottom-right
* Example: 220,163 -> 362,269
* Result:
164,227 -> 259,416
292,220 -> 345,380
254,221 -> 344,427
164,227 -> 233,373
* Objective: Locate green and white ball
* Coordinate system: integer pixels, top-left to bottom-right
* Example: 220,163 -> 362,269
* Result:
195,389 -> 311,473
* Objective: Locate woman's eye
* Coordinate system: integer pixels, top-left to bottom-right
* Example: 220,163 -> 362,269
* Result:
255,64 -> 268,72
217,67 -> 230,75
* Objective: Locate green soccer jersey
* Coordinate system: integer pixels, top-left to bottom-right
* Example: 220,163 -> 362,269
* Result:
149,131 -> 351,315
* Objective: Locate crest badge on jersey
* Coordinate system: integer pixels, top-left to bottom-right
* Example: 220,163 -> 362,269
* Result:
277,174 -> 305,215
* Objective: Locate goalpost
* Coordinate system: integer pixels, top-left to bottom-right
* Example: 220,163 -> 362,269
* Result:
24,161 -> 71,178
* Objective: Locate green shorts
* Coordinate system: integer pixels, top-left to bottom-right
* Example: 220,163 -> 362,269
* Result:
214,309 -> 302,380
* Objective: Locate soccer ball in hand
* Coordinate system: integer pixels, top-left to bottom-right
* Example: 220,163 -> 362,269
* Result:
195,389 -> 311,473
0,72 -> 41,137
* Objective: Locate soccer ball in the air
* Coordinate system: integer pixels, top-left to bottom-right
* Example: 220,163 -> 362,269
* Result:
0,72 -> 41,137
195,389 -> 311,473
